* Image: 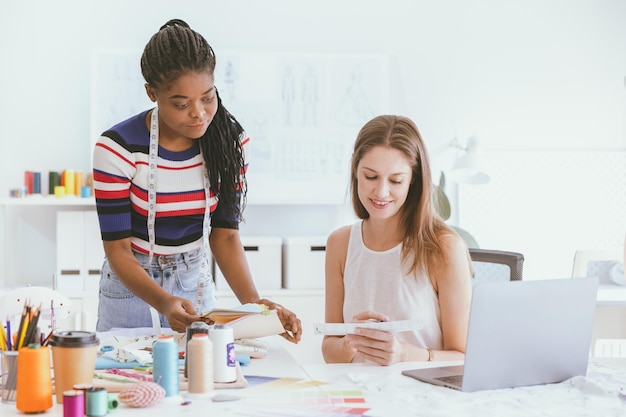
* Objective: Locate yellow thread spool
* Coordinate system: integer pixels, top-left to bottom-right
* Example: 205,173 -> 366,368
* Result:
64,169 -> 75,196
54,185 -> 66,198
16,344 -> 53,413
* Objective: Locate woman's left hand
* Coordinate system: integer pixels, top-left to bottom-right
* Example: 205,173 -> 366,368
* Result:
344,312 -> 404,365
345,328 -> 405,365
257,298 -> 302,343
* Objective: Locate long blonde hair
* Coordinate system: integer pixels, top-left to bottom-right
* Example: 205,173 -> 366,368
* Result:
350,115 -> 456,276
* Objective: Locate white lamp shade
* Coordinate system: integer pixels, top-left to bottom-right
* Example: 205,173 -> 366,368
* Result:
450,136 -> 490,185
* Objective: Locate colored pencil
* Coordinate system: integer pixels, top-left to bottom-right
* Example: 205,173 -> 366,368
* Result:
14,302 -> 28,351
0,323 -> 6,350
6,316 -> 11,351
41,330 -> 53,347
24,303 -> 42,347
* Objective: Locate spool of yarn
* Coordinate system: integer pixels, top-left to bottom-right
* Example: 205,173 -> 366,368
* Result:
118,382 -> 165,408
184,321 -> 210,378
16,344 -> 53,413
74,171 -> 84,196
49,171 -> 61,195
63,170 -> 75,196
187,333 -> 214,394
54,185 -> 66,198
209,324 -> 237,383
152,335 -> 179,397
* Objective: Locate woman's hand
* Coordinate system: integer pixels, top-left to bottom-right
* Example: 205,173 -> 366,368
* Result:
344,328 -> 406,365
345,310 -> 406,365
160,295 -> 202,333
258,298 -> 302,343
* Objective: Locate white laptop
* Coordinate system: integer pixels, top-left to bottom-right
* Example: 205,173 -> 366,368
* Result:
402,277 -> 599,392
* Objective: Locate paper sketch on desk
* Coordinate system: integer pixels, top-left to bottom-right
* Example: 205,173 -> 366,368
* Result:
202,303 -> 285,340
313,320 -> 422,336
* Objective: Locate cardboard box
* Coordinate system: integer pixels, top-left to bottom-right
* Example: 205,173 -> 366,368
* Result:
282,236 -> 327,289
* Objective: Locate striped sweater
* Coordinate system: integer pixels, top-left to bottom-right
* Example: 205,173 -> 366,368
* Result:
92,109 -> 249,256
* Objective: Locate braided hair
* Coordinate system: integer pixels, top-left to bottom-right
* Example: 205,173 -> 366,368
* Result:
140,18 -> 247,219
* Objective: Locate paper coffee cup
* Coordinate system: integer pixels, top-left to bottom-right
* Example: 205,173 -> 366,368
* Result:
49,331 -> 99,404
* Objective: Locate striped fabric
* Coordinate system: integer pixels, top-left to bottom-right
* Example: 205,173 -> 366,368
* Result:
92,109 -> 249,255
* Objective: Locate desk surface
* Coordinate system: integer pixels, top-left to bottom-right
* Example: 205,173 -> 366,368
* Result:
1,339 -> 626,416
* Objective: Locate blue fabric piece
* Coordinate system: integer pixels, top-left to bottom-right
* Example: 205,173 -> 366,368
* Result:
95,357 -> 184,370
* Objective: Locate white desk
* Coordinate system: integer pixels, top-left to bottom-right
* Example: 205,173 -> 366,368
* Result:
301,359 -> 626,416
2,339 -> 625,417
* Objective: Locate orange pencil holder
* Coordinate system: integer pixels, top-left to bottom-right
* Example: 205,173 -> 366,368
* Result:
16,344 -> 53,413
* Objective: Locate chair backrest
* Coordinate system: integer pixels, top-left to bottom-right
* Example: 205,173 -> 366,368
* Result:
469,248 -> 524,283
571,248 -> 624,285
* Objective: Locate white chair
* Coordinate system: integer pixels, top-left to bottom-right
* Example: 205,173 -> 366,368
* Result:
571,248 -> 624,283
593,338 -> 626,358
573,247 -> 626,358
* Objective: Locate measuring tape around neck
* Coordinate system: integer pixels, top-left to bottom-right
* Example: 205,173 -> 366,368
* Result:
148,108 -> 210,314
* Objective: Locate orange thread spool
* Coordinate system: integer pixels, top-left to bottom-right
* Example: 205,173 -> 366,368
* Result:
16,344 -> 53,413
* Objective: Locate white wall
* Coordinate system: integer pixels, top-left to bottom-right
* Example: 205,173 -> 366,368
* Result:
0,0 -> 625,287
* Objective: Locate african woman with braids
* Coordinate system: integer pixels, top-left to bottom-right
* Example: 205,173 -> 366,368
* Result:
92,19 -> 301,342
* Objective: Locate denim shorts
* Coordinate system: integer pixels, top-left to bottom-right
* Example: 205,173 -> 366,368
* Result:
96,247 -> 217,331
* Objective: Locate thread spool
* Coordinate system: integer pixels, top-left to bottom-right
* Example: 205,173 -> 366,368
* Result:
107,394 -> 118,411
187,333 -> 214,394
184,321 -> 210,378
72,383 -> 93,411
49,171 -> 60,195
63,390 -> 84,417
54,185 -> 66,198
16,344 -> 53,413
85,387 -> 108,417
209,324 -> 237,383
63,170 -> 75,196
152,335 -> 179,397
74,171 -> 84,196
81,186 -> 92,198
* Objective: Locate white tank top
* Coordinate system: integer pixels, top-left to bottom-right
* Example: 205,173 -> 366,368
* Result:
343,221 -> 443,351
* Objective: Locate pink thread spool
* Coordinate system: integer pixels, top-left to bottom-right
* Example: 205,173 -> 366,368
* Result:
63,390 -> 84,417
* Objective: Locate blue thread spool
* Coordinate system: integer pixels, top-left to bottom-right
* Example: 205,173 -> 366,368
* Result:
152,335 -> 179,397
85,387 -> 108,416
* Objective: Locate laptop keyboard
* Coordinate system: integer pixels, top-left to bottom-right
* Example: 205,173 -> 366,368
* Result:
435,375 -> 463,386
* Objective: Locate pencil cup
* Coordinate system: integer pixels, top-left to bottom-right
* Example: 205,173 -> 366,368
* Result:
1,350 -> 18,403
49,331 -> 99,404
16,344 -> 53,412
